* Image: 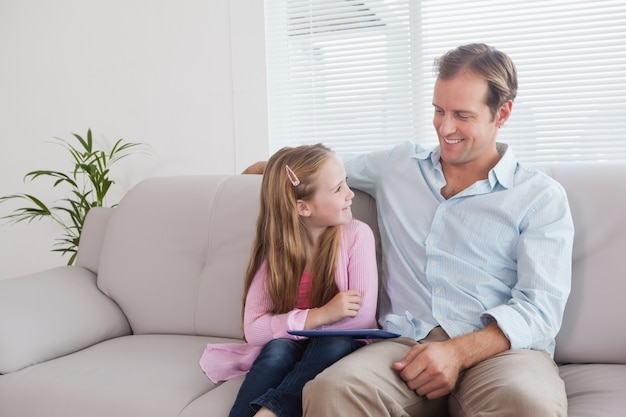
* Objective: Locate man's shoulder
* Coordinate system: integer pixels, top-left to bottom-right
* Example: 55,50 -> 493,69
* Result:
395,140 -> 429,157
345,141 -> 428,189
514,162 -> 568,197
516,162 -> 558,184
374,141 -> 431,169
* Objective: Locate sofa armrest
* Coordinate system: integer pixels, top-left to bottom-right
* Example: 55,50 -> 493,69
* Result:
0,266 -> 131,374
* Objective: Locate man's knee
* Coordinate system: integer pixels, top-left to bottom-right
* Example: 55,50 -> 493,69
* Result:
494,381 -> 566,417
451,350 -> 566,417
302,373 -> 325,414
304,366 -> 341,397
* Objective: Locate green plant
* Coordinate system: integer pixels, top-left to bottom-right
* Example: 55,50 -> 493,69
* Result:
0,129 -> 149,265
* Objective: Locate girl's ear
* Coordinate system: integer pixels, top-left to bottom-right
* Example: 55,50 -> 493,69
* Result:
297,199 -> 311,217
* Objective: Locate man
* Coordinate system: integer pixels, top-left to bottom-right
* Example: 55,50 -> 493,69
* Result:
300,43 -> 574,416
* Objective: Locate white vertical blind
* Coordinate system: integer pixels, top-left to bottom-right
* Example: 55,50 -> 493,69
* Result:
265,0 -> 626,164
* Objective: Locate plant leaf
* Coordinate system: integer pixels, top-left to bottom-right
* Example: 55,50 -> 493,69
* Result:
1,128 -> 150,265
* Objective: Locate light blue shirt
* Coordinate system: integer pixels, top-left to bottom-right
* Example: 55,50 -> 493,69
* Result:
345,141 -> 574,356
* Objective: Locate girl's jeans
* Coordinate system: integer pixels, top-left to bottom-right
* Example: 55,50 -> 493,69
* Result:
228,336 -> 363,417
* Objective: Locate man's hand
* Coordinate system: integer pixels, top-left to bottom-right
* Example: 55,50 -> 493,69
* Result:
393,322 -> 510,399
392,341 -> 463,399
242,161 -> 267,175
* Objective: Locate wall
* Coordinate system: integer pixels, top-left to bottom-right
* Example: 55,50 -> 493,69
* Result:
0,0 -> 268,278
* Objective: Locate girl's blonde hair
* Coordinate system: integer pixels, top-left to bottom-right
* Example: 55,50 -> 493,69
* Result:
243,143 -> 340,315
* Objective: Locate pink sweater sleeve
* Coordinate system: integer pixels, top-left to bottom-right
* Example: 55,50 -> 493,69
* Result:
243,262 -> 308,346
317,220 -> 379,331
243,220 -> 379,346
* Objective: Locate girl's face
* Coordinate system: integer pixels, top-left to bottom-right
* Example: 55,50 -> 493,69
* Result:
299,154 -> 354,230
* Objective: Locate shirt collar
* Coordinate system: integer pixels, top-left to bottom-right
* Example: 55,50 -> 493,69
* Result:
413,142 -> 518,190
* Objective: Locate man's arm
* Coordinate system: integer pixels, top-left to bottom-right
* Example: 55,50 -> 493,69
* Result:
482,180 -> 574,352
393,321 -> 509,399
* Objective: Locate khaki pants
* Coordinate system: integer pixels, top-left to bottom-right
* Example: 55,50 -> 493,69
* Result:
302,336 -> 567,417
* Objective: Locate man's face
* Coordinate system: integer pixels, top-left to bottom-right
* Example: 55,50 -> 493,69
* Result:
432,71 -> 510,169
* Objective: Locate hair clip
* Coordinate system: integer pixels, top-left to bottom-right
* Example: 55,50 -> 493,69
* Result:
285,165 -> 300,186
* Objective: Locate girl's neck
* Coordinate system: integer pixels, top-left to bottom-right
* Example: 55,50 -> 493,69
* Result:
302,228 -> 320,273
303,243 -> 317,273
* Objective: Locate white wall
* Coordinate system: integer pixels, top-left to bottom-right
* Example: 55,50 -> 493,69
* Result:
0,0 -> 269,278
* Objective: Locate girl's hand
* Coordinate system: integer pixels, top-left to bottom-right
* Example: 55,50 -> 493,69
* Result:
304,290 -> 361,329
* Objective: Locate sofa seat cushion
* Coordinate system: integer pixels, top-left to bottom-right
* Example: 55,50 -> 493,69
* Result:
178,375 -> 245,417
560,363 -> 626,417
0,334 -> 242,417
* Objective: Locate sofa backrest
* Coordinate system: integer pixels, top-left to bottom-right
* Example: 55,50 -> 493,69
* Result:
96,175 -> 264,339
89,165 -> 626,365
547,164 -> 626,364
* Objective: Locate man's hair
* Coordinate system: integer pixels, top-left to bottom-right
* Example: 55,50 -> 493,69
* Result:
434,43 -> 518,119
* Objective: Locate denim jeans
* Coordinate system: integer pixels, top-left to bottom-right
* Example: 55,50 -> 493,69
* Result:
228,336 -> 362,417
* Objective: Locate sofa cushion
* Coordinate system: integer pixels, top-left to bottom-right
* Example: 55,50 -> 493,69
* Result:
178,376 -> 245,417
97,175 -> 262,338
0,334 -> 242,417
0,266 -> 131,373
560,363 -> 626,417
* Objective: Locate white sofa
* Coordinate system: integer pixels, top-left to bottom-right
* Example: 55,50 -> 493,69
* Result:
1,165 -> 625,417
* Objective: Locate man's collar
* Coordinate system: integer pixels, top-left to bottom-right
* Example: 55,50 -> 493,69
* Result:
490,143 -> 516,189
412,142 -> 517,189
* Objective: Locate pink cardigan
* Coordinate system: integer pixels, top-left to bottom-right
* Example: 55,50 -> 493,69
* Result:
199,219 -> 379,383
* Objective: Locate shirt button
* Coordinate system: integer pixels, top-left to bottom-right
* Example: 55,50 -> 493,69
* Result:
441,207 -> 447,212
434,287 -> 441,294
431,261 -> 437,267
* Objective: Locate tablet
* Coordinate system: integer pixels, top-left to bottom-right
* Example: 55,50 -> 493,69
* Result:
287,329 -> 401,339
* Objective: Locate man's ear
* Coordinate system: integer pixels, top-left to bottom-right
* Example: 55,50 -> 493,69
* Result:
297,200 -> 311,217
496,100 -> 513,128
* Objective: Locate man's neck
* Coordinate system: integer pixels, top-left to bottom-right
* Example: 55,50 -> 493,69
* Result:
440,152 -> 502,199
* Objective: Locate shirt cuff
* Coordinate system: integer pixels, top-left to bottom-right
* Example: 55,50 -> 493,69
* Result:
481,305 -> 532,350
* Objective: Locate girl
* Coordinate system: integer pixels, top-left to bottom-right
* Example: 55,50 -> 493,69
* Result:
199,143 -> 379,417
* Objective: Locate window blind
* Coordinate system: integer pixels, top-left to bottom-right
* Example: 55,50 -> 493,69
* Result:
265,0 -> 626,164
265,0 -> 416,154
